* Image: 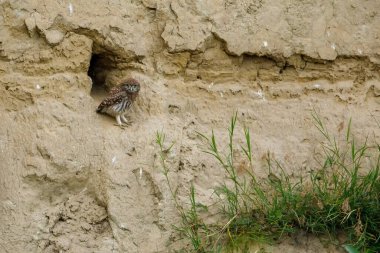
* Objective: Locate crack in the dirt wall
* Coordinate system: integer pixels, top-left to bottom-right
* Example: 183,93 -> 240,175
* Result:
153,32 -> 380,85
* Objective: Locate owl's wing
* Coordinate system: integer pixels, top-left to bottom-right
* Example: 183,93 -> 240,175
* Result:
108,86 -> 123,96
96,91 -> 127,113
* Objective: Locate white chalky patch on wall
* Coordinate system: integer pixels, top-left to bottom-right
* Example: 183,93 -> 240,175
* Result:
255,90 -> 266,100
68,3 -> 73,15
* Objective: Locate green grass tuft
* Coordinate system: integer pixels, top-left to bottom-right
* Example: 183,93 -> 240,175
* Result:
156,112 -> 380,252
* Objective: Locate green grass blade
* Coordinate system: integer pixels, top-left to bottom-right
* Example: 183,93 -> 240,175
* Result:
343,245 -> 360,253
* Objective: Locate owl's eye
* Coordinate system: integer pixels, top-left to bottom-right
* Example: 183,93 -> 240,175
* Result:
125,84 -> 139,92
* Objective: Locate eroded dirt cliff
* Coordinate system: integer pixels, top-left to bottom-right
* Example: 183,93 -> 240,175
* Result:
0,0 -> 379,252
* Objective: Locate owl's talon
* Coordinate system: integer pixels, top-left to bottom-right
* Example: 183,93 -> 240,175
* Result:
125,121 -> 133,126
114,123 -> 126,129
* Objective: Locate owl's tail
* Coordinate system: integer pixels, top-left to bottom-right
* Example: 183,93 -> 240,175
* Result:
96,100 -> 108,113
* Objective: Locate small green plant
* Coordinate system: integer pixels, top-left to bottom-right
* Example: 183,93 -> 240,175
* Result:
157,112 -> 380,252
343,244 -> 361,253
156,132 -> 210,252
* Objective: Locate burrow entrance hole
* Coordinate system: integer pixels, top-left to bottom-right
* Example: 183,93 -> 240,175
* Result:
88,52 -> 118,97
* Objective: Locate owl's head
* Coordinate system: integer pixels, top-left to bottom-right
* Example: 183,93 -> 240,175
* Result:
121,78 -> 140,93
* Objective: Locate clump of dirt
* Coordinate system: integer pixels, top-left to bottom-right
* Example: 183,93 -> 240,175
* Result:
38,192 -> 115,252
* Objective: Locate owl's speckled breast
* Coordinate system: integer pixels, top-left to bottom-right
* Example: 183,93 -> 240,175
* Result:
103,98 -> 131,116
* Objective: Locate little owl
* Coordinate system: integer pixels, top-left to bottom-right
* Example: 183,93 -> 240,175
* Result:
96,78 -> 140,127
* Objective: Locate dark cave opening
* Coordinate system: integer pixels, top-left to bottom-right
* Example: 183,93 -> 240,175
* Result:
87,51 -> 122,97
88,53 -> 108,95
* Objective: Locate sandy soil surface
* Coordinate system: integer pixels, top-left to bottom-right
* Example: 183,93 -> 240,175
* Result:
0,0 -> 379,252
